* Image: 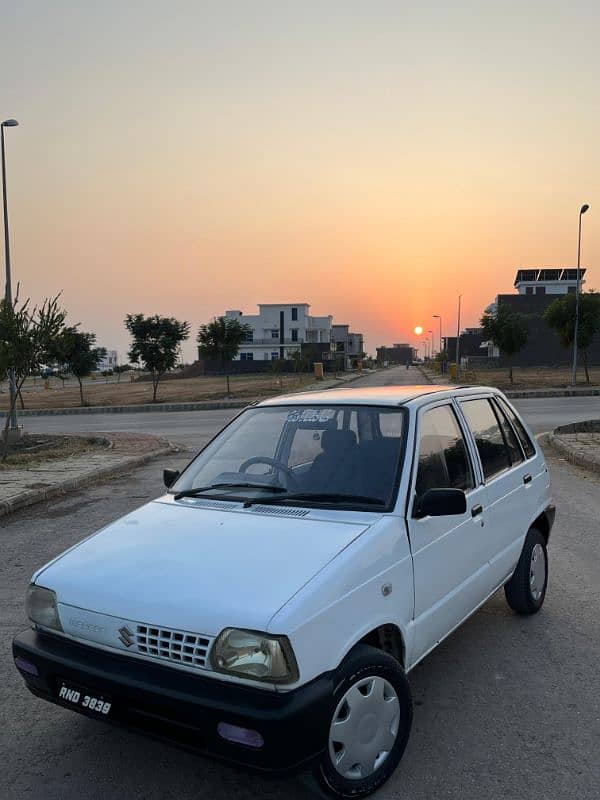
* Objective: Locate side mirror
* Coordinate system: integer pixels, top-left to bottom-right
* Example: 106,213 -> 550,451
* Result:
163,468 -> 180,489
415,488 -> 467,518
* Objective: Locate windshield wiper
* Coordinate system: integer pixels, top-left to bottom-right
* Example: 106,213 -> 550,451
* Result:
242,492 -> 385,508
173,483 -> 287,501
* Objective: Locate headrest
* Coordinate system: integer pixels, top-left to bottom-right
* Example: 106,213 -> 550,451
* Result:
321,428 -> 357,452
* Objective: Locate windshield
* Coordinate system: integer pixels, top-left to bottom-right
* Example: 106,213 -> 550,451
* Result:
171,404 -> 406,510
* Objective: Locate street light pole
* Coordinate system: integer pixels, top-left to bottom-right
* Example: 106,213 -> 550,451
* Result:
456,294 -> 462,380
1,118 -> 19,433
433,314 -> 442,356
571,204 -> 590,387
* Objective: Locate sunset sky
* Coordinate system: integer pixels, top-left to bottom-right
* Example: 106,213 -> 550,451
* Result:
2,1 -> 598,361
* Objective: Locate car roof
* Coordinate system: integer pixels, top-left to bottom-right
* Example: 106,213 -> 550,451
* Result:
256,384 -> 501,408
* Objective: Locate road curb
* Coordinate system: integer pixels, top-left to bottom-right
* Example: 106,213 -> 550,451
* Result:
0,434 -> 177,519
543,421 -> 600,475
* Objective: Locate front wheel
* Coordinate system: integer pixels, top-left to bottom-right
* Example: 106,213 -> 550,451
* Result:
504,527 -> 548,614
314,644 -> 412,799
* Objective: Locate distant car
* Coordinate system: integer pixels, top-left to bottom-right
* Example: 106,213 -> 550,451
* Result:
14,385 -> 554,798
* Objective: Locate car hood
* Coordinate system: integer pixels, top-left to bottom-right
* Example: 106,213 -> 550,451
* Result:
36,499 -> 373,636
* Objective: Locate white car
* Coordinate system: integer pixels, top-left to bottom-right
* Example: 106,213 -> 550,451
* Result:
14,385 -> 554,798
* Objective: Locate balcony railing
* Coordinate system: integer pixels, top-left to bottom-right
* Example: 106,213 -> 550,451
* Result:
242,338 -> 306,346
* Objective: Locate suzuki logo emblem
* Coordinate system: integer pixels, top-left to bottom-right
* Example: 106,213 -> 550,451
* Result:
118,626 -> 135,647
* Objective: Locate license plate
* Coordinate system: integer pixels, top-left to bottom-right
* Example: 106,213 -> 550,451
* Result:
58,681 -> 112,716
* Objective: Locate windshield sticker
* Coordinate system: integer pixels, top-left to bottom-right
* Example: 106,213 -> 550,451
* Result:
286,408 -> 336,423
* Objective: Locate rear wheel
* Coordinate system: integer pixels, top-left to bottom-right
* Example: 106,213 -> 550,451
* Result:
505,527 -> 548,614
314,644 -> 412,799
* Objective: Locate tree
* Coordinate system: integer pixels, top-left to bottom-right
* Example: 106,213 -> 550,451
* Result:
125,314 -> 190,402
197,317 -> 251,395
480,304 -> 528,384
544,291 -> 600,383
54,328 -> 106,405
0,293 -> 67,454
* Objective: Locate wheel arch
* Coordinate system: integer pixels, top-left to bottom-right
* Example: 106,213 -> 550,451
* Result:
354,623 -> 406,669
531,508 -> 553,544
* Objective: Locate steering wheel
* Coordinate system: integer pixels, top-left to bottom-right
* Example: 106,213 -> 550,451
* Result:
239,456 -> 300,490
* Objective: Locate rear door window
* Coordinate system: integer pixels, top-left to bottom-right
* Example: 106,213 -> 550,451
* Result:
460,398 -> 511,480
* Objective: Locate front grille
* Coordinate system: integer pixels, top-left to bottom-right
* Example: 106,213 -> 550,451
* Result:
136,625 -> 212,669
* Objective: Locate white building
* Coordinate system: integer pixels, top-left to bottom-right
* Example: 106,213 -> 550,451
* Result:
514,267 -> 585,295
98,350 -> 118,371
225,304 -> 333,361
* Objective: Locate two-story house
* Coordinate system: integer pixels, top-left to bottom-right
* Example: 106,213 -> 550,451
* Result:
225,304 -> 333,361
331,325 -> 365,369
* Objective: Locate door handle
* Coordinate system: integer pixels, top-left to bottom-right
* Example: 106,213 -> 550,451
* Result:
471,504 -> 483,517
523,474 -> 532,485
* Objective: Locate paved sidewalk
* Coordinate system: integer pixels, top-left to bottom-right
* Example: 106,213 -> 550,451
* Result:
0,432 -> 175,518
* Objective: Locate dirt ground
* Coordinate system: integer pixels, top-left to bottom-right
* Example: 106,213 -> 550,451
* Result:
0,373 -> 316,411
464,365 -> 600,389
0,434 -> 104,469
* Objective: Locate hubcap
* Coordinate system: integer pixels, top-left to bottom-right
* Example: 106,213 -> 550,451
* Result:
529,543 -> 546,601
328,676 -> 400,780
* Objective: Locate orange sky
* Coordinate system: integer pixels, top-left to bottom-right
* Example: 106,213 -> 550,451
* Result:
2,2 -> 598,360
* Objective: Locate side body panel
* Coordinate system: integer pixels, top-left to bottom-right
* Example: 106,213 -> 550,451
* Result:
268,516 -> 414,688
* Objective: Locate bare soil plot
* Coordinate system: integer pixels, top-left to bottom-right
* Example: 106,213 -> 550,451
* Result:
463,365 -> 600,389
1,434 -> 105,469
0,373 -> 316,411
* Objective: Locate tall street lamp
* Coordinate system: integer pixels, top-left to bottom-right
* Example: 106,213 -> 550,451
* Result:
456,294 -> 462,380
571,203 -> 590,387
1,118 -> 19,434
427,329 -> 433,361
433,314 -> 442,356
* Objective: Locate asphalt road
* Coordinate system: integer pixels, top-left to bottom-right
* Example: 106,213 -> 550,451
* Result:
2,366 -> 600,799
16,367 -> 600,455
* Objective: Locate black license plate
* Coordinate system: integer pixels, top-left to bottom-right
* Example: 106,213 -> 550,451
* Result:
57,680 -> 112,716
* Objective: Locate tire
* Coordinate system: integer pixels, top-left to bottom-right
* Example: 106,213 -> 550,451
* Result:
504,527 -> 548,615
314,644 -> 412,799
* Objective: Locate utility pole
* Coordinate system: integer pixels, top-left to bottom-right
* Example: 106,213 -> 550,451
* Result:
455,294 -> 462,380
571,204 -> 590,386
1,118 -> 20,435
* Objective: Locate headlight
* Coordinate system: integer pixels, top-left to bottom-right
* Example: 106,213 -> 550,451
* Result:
25,585 -> 63,632
210,628 -> 299,684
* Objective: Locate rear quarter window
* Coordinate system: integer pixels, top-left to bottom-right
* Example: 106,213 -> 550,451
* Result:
497,398 -> 536,459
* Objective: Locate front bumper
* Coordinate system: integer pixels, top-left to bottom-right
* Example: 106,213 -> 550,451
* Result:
13,627 -> 333,774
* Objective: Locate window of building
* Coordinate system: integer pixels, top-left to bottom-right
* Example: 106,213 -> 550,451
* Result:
526,287 -> 534,295
415,405 -> 474,499
291,307 -> 298,321
271,352 -> 279,360
271,329 -> 279,339
240,352 -> 254,361
243,329 -> 254,342
460,398 -> 511,480
497,398 -> 536,459
291,329 -> 298,342
535,286 -> 546,295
